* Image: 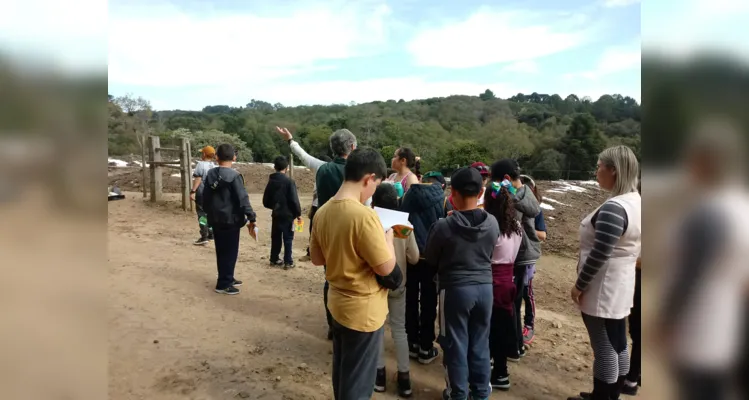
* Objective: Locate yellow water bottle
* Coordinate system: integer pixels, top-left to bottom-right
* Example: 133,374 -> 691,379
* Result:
294,219 -> 304,232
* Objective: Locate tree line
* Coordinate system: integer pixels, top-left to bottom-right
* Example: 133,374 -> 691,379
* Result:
108,90 -> 641,180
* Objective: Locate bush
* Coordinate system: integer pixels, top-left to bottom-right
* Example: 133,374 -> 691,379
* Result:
161,128 -> 253,162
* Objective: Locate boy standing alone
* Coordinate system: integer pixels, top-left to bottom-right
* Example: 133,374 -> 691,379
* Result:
309,148 -> 401,400
202,144 -> 258,295
262,156 -> 302,269
424,167 -> 499,400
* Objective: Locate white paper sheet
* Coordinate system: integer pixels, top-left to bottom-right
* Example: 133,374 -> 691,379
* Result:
373,207 -> 413,231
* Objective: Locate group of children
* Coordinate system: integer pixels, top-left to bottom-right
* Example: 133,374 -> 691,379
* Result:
193,140 -> 549,399
302,144 -> 548,400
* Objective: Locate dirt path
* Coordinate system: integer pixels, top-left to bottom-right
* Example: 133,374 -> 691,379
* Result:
108,192 -> 634,400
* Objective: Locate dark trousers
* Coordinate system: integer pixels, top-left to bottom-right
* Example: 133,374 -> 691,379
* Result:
331,319 -> 384,400
213,228 -> 240,289
627,269 -> 641,384
676,368 -> 728,400
489,307 -> 516,377
324,266 -> 332,330
270,217 -> 294,264
405,259 -> 438,350
739,299 -> 749,398
439,284 -> 493,400
512,265 -> 528,352
523,279 -> 536,328
306,205 -> 318,256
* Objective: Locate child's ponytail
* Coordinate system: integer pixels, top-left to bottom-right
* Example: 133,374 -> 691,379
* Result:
484,180 -> 522,237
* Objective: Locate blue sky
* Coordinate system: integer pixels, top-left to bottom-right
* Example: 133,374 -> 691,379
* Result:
104,0 -> 641,110
4,0 -> 749,111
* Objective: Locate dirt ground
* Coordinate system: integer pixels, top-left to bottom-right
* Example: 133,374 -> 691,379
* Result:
108,185 -> 643,400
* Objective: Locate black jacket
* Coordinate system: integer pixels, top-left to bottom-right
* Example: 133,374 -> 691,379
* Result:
262,172 -> 302,220
202,167 -> 256,230
400,183 -> 445,254
424,209 -> 499,289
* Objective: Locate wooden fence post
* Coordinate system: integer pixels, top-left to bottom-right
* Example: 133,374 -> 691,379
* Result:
186,139 -> 193,212
180,138 -> 190,211
289,153 -> 294,180
149,136 -> 163,202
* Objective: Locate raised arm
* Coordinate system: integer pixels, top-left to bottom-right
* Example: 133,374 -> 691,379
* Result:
276,126 -> 326,171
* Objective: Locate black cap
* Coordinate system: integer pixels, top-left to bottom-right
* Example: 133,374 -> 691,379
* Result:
450,167 -> 483,196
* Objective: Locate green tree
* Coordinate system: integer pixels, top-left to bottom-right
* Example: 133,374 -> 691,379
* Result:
436,140 -> 491,174
479,89 -> 496,101
380,145 -> 398,166
558,114 -> 606,180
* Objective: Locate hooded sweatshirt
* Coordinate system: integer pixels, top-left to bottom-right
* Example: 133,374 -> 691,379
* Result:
202,166 -> 257,230
512,185 -> 542,266
423,209 -> 499,289
400,183 -> 445,254
262,172 -> 302,221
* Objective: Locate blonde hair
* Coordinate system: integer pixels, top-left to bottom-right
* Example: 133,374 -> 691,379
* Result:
598,145 -> 639,197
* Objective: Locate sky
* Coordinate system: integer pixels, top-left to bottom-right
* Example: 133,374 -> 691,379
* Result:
103,0 -> 644,110
4,0 -> 745,111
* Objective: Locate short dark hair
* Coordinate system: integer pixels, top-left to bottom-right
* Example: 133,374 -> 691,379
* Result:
319,155 -> 333,163
396,147 -> 417,169
490,159 -> 521,181
450,167 -> 483,197
273,156 -> 288,171
344,148 -> 387,182
216,144 -> 236,162
372,183 -> 399,210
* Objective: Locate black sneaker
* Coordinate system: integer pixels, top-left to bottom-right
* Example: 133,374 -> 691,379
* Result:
397,371 -> 413,397
214,286 -> 239,295
194,237 -> 209,246
621,379 -> 639,396
408,343 -> 419,359
284,263 -> 295,270
418,347 -> 439,364
490,374 -> 510,391
269,260 -> 283,267
233,279 -> 243,287
374,367 -> 386,393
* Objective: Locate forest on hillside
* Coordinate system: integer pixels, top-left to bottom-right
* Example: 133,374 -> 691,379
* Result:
108,90 -> 641,180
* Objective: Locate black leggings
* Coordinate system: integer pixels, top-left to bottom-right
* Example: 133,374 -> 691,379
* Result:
582,313 -> 629,384
306,205 -> 318,256
405,259 -> 438,350
512,265 -> 527,352
627,269 -> 641,383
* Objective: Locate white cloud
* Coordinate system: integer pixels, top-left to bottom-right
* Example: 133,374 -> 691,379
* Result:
501,60 -> 539,73
149,77 -> 528,110
564,41 -> 640,80
108,1 -> 392,87
603,0 -> 640,7
406,7 -> 590,69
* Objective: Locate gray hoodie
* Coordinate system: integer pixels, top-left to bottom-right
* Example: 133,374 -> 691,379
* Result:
512,185 -> 541,266
424,209 -> 499,289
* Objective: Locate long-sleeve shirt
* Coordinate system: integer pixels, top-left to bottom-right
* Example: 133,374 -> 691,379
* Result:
290,140 -> 325,207
575,201 -> 629,291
